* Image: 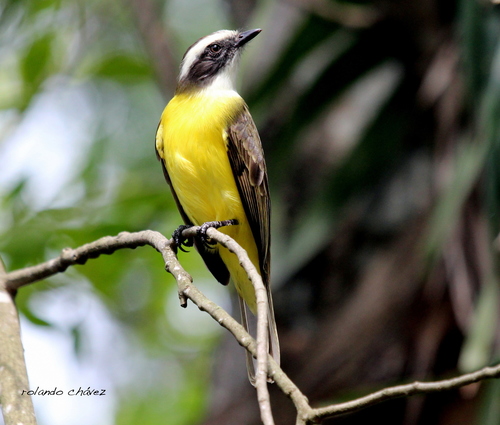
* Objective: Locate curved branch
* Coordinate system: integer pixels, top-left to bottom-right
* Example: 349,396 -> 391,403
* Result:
181,226 -> 273,424
1,229 -> 276,425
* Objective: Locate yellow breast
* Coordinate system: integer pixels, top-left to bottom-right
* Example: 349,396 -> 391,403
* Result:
157,91 -> 244,224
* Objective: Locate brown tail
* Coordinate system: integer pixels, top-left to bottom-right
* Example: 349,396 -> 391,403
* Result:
239,289 -> 280,385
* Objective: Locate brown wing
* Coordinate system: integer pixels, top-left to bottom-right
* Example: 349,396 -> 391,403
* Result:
155,122 -> 230,286
225,105 -> 271,286
226,108 -> 280,370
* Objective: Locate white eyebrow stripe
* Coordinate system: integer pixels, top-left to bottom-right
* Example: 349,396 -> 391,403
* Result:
179,30 -> 238,82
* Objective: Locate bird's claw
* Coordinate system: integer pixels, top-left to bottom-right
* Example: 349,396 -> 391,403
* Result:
197,219 -> 239,249
172,224 -> 195,252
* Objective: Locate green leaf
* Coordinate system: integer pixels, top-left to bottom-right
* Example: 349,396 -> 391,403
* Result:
20,32 -> 54,86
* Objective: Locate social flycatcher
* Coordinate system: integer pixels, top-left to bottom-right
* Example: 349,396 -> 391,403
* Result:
155,29 -> 279,379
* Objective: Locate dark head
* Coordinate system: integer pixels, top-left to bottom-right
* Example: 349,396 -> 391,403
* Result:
177,29 -> 261,93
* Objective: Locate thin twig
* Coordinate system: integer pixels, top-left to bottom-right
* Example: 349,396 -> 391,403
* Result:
308,363 -> 500,422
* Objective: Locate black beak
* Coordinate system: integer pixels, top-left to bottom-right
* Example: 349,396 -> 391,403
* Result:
235,28 -> 261,48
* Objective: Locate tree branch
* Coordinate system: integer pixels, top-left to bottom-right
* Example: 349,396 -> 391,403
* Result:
308,363 -> 500,422
0,259 -> 37,425
181,227 -> 273,425
4,231 -> 168,292
1,229 -> 499,425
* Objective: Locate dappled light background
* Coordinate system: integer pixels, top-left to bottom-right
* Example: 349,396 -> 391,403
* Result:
1,0 -> 500,424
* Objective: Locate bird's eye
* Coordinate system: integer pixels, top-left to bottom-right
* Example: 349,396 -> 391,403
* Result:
209,44 -> 222,54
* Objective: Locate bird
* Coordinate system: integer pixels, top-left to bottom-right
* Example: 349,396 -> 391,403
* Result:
155,28 -> 279,382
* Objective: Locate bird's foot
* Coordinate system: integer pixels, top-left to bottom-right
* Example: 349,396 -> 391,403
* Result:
172,224 -> 195,252
198,219 -> 239,248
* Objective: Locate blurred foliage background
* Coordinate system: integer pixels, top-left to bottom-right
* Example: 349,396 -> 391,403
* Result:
1,0 -> 500,424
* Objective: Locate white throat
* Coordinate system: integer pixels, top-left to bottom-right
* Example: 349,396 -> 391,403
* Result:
206,65 -> 237,92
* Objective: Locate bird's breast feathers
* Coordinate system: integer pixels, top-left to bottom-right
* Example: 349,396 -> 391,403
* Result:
156,91 -> 246,224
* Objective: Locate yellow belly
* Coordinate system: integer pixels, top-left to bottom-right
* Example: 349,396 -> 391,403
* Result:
157,92 -> 260,310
